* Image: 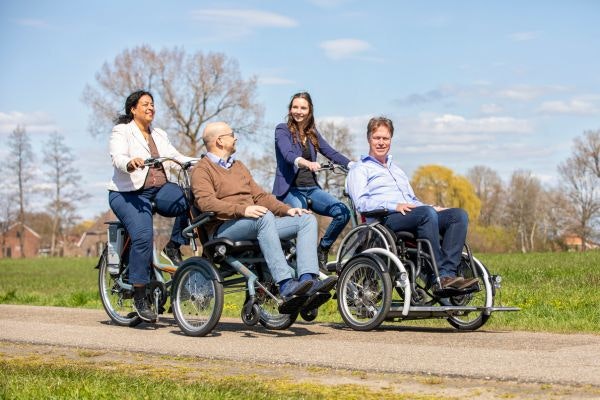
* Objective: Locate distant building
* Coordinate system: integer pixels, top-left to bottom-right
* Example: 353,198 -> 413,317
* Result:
564,235 -> 599,251
76,210 -> 117,257
1,223 -> 41,258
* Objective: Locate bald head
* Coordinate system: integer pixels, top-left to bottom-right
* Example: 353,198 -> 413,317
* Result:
203,122 -> 232,151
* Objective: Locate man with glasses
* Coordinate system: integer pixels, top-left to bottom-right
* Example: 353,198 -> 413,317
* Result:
346,117 -> 478,295
191,122 -> 336,313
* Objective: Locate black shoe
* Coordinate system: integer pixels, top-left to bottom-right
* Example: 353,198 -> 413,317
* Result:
306,276 -> 338,296
133,298 -> 157,322
317,246 -> 330,273
162,243 -> 183,265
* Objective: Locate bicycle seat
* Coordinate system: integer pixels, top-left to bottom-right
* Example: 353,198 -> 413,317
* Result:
203,237 -> 260,256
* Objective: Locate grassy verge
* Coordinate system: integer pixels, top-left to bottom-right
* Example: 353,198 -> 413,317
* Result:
1,251 -> 599,333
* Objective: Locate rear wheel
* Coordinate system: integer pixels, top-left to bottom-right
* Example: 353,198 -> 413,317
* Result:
446,255 -> 493,331
337,254 -> 392,331
172,260 -> 223,337
97,247 -> 141,327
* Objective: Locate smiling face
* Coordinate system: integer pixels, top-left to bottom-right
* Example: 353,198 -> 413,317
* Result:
368,125 -> 392,164
289,97 -> 311,125
131,94 -> 155,127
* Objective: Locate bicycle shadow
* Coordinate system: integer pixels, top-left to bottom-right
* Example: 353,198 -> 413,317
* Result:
168,319 -> 325,338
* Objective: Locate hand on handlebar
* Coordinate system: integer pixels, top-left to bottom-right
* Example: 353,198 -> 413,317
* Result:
127,157 -> 146,171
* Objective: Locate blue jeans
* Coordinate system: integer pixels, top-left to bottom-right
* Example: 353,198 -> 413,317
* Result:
215,212 -> 319,283
383,206 -> 468,279
108,182 -> 189,285
282,186 -> 350,249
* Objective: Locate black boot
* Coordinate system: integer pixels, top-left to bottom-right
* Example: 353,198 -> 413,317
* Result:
162,241 -> 183,265
133,286 -> 157,322
317,245 -> 330,273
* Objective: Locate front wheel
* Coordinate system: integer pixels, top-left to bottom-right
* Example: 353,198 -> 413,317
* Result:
171,260 -> 224,337
337,254 -> 392,331
446,255 -> 494,331
255,276 -> 297,330
97,247 -> 141,327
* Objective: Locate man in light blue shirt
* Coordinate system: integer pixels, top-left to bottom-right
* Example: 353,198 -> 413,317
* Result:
346,117 -> 477,294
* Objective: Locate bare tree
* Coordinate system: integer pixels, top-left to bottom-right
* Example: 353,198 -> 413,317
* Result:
572,129 -> 600,178
6,126 -> 34,257
504,170 -> 542,253
558,156 -> 600,251
467,165 -> 504,226
43,132 -> 90,256
82,45 -> 263,155
315,121 -> 356,198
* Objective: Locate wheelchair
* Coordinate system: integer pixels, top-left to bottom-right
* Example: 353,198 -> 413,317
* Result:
170,209 -> 330,337
330,208 -> 519,332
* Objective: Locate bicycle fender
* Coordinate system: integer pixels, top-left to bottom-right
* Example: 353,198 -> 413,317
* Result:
175,257 -> 223,283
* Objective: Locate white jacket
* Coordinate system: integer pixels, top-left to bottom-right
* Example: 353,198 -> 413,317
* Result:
107,120 -> 194,192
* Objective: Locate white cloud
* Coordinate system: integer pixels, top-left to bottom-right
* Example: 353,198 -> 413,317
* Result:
16,18 -> 51,29
319,38 -> 371,60
536,99 -> 600,115
191,9 -> 297,28
0,111 -> 58,135
308,0 -> 352,7
508,31 -> 540,42
497,85 -> 550,101
424,113 -> 533,135
480,103 -> 503,114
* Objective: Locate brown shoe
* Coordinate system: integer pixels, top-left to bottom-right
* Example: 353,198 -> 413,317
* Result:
455,277 -> 479,290
433,276 -> 462,294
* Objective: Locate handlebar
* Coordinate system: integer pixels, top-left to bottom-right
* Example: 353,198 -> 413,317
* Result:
314,162 -> 348,174
143,157 -> 198,170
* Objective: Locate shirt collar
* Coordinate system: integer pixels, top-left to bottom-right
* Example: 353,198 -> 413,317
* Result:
360,154 -> 393,167
206,152 -> 235,169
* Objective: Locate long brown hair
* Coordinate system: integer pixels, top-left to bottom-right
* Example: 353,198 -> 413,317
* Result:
286,92 -> 319,151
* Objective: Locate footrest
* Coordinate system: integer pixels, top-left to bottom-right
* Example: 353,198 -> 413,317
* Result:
302,292 -> 331,311
278,295 -> 309,315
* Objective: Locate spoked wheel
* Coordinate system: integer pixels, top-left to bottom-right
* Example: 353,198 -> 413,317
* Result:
256,275 -> 297,330
337,254 -> 392,331
446,255 -> 494,331
172,259 -> 223,337
97,248 -> 141,327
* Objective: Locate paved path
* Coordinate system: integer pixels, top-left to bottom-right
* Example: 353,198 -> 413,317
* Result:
1,304 -> 599,386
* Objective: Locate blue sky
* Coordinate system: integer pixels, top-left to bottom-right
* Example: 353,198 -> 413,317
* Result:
1,1 -> 599,220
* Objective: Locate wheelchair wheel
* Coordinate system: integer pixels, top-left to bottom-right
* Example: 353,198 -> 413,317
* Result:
255,277 -> 297,330
97,247 -> 142,327
446,255 -> 493,331
172,259 -> 223,337
337,254 -> 392,331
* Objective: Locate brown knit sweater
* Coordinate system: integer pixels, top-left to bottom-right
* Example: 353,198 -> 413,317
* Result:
191,157 -> 291,235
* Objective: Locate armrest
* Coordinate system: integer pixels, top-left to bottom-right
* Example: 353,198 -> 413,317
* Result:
182,211 -> 216,238
360,209 -> 390,219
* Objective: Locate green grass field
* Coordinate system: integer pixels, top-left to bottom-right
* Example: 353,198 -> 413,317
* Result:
1,251 -> 599,333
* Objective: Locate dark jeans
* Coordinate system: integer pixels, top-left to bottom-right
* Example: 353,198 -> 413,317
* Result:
383,206 -> 468,279
281,186 -> 351,249
108,182 -> 189,285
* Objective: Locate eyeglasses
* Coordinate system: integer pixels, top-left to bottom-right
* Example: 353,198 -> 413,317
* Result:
218,131 -> 235,139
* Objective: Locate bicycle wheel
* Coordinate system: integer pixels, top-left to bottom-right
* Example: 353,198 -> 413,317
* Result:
256,276 -> 297,330
337,254 -> 392,331
446,255 -> 494,331
97,247 -> 141,327
172,259 -> 223,337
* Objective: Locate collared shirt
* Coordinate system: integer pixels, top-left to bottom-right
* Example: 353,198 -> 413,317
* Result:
206,152 -> 235,169
346,154 -> 424,213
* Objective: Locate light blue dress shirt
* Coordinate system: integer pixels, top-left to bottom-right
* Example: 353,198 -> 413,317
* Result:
206,152 -> 235,169
346,154 -> 424,213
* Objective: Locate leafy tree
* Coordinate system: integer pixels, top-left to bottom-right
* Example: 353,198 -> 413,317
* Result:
411,165 -> 481,221
43,132 -> 90,256
6,126 -> 35,257
82,45 -> 263,155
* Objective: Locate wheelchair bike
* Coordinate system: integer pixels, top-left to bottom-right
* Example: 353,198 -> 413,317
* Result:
318,163 -> 519,332
98,156 -> 324,336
